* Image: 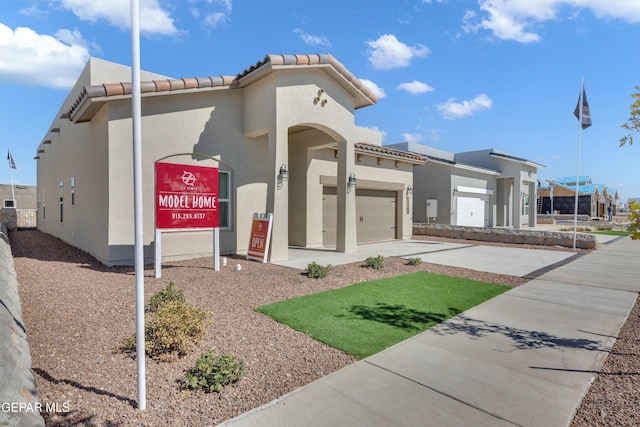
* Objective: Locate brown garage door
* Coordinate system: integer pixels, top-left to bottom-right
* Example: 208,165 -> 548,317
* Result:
322,187 -> 397,246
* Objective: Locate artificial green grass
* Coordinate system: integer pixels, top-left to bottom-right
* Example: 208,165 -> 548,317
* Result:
255,271 -> 509,359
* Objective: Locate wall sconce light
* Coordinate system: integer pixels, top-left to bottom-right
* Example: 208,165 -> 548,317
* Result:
279,164 -> 289,182
407,186 -> 413,194
348,172 -> 357,188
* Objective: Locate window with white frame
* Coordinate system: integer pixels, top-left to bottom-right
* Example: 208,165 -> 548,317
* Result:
59,181 -> 64,222
70,176 -> 75,206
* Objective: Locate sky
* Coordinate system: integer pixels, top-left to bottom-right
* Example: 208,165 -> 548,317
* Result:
1,0 -> 639,202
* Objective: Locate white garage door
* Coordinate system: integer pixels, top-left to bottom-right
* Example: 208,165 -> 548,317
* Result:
456,196 -> 486,227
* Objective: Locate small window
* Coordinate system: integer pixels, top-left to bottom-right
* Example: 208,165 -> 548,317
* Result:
59,181 -> 64,223
218,171 -> 231,228
42,190 -> 46,220
3,199 -> 15,208
70,176 -> 76,206
521,194 -> 529,215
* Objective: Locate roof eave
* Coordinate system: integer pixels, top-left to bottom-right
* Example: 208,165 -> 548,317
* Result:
489,152 -> 545,169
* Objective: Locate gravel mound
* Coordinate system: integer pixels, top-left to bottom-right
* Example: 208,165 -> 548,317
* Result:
9,230 -> 634,426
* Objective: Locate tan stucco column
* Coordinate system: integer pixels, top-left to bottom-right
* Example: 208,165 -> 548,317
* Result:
267,127 -> 289,261
336,140 -> 357,252
514,179 -> 523,229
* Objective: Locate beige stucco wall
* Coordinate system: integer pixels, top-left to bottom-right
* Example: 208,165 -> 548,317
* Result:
37,57 -> 414,266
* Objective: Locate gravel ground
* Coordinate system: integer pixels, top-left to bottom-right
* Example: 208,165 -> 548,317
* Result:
8,230 -> 635,426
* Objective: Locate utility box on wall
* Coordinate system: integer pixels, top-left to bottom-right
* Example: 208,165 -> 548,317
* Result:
426,199 -> 438,221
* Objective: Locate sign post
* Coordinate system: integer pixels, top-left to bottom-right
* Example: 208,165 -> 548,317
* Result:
155,162 -> 220,277
247,213 -> 273,263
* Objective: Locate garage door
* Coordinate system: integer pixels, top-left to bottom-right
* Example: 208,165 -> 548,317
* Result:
322,187 -> 397,246
456,195 -> 486,227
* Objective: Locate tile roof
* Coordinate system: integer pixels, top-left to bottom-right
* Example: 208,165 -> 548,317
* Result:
68,75 -> 237,120
355,142 -> 426,164
67,53 -> 377,122
237,54 -> 378,103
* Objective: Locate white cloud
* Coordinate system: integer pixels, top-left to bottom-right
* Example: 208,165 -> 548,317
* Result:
294,29 -> 331,47
366,34 -> 430,70
402,133 -> 424,144
364,125 -> 389,142
359,79 -> 387,99
204,12 -> 229,27
397,80 -> 434,95
463,0 -> 640,43
426,128 -> 443,142
437,94 -> 493,119
57,0 -> 178,35
0,23 -> 89,89
199,0 -> 233,28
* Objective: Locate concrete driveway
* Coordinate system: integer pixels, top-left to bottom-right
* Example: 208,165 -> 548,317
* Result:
276,239 -> 578,278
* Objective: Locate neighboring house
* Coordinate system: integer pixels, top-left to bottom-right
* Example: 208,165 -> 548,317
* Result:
0,184 -> 37,229
0,184 -> 36,209
35,55 -> 425,266
538,176 -> 619,218
388,143 -> 544,228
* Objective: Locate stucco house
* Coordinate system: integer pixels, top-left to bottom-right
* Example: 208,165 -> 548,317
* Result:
387,143 -> 544,228
35,54 -> 425,266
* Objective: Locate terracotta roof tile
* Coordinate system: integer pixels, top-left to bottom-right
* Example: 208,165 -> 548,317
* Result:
168,79 -> 185,90
182,77 -> 199,89
154,80 -> 171,92
140,81 -> 156,93
295,54 -> 310,65
355,142 -> 426,163
103,83 -> 125,96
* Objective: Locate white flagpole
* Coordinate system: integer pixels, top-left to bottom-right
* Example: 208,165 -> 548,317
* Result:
572,78 -> 584,251
131,0 -> 146,411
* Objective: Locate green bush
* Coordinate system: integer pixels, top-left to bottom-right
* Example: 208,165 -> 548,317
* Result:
306,262 -> 331,279
595,224 -> 613,231
364,255 -> 384,269
629,202 -> 640,240
143,301 -> 209,362
407,257 -> 422,266
185,352 -> 244,393
146,281 -> 185,313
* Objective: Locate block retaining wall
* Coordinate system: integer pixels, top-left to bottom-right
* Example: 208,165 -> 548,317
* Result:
0,224 -> 45,426
413,223 -> 597,250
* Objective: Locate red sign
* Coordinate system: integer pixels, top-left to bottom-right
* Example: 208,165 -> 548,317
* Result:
155,162 -> 219,229
247,213 -> 273,262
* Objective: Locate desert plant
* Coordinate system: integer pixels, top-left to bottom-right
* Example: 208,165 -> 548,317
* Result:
146,281 -> 185,313
306,261 -> 331,279
407,257 -> 422,266
144,301 -> 209,361
364,255 -> 384,269
628,202 -> 640,240
184,352 -> 245,393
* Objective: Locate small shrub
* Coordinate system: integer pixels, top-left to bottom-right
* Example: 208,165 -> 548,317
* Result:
407,257 -> 422,266
146,281 -> 185,313
595,224 -> 612,231
144,301 -> 209,361
184,352 -> 244,393
306,262 -> 331,279
364,255 -> 384,269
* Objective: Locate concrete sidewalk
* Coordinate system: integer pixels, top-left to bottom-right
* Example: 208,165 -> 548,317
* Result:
222,237 -> 640,427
